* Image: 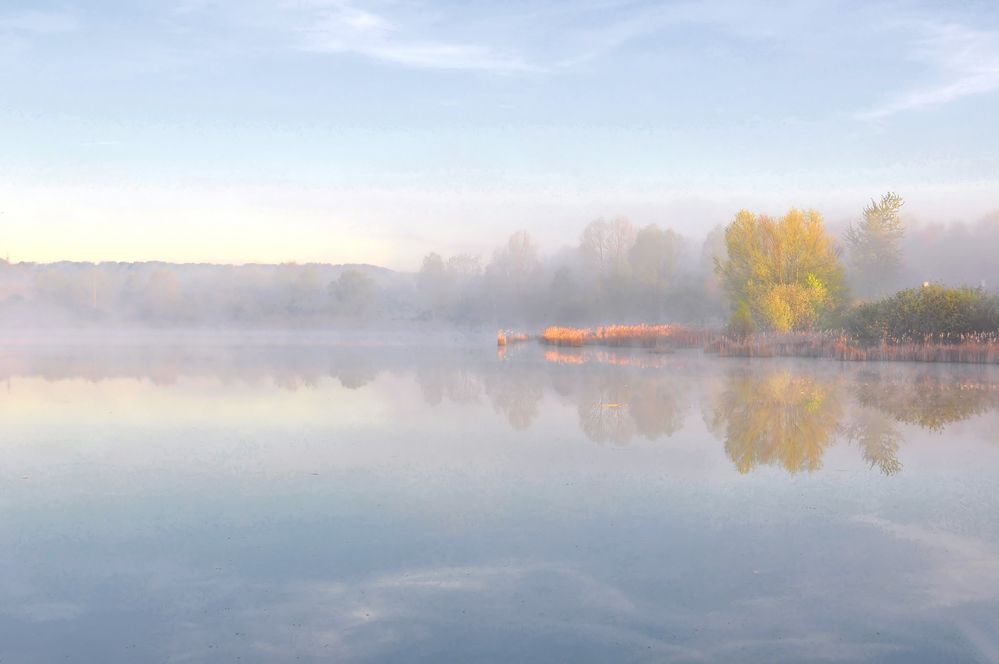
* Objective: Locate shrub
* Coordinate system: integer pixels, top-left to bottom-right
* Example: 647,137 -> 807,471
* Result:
846,285 -> 999,342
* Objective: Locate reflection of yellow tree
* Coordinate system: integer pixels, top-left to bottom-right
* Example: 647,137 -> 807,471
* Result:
707,370 -> 842,474
844,408 -> 903,476
856,372 -> 999,431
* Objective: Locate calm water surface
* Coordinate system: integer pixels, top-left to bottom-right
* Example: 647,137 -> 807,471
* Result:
2,342 -> 999,663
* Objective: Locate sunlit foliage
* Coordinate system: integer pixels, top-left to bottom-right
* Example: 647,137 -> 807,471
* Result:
716,208 -> 846,333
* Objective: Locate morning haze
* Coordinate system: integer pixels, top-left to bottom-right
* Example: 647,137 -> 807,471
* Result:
3,1 -> 999,663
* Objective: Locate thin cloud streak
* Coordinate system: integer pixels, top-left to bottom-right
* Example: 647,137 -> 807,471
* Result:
0,10 -> 79,35
295,0 -> 534,72
857,22 -> 999,120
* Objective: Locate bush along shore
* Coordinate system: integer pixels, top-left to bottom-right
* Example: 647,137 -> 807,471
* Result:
514,286 -> 999,365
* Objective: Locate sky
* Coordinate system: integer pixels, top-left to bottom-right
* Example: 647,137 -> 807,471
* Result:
1,0 -> 999,269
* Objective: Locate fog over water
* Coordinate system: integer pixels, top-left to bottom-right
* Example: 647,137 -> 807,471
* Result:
5,1 -> 999,661
3,340 -> 999,662
2,211 -> 996,330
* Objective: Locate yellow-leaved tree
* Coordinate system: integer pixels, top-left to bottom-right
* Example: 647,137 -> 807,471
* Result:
716,208 -> 846,333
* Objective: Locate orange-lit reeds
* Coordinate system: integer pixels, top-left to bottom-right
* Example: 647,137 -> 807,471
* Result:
541,324 -> 710,348
498,330 -> 531,346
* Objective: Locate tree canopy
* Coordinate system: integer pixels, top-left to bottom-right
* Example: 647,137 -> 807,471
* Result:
845,192 -> 905,298
716,208 -> 846,332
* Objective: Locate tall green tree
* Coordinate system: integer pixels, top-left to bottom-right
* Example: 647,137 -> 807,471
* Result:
844,192 -> 905,298
716,208 -> 846,332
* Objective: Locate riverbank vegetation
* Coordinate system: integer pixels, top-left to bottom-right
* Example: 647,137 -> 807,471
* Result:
520,192 -> 999,364
1,191 -> 996,339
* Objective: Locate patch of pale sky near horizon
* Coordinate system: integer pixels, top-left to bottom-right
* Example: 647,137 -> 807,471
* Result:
2,179 -> 997,270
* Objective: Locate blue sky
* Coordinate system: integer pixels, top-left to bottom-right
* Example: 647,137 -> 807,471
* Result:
2,0 -> 998,267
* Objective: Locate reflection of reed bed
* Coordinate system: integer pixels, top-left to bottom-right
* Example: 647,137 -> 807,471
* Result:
541,324 -> 711,348
708,332 -> 999,364
543,348 -> 678,369
544,349 -> 586,365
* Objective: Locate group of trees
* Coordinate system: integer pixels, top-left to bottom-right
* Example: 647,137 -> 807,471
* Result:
417,190 -> 972,335
713,191 -> 999,338
0,261 -> 397,326
3,189 -> 995,333
417,218 -> 724,325
715,193 -> 911,334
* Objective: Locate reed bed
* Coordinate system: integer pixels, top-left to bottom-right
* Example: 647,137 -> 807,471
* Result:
708,331 -> 999,364
541,324 -> 711,348
497,330 -> 531,346
529,323 -> 999,365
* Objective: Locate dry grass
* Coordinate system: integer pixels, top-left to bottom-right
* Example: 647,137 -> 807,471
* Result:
497,330 -> 531,346
525,323 -> 999,365
708,331 -> 999,364
541,324 -> 710,348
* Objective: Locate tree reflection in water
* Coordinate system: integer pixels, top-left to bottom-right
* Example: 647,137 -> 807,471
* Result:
705,364 -> 999,475
537,348 -> 999,473
844,407 -> 904,476
576,370 -> 688,445
415,365 -> 483,405
4,343 -> 996,476
485,368 -> 545,431
854,370 -> 999,431
706,370 -> 843,474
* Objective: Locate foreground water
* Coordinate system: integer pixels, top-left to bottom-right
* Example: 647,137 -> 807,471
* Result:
2,341 -> 999,663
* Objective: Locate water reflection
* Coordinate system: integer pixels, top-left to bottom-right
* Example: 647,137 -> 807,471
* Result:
4,342 -> 999,661
3,343 -> 999,476
844,408 -> 905,476
706,370 -> 843,474
854,369 -> 999,431
485,368 -> 544,431
574,370 -> 688,445
535,350 -> 999,474
704,365 -> 999,475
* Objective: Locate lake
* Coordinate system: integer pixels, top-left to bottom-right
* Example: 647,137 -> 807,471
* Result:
3,340 -> 999,663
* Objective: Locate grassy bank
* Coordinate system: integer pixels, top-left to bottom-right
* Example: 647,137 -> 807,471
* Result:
516,324 -> 999,365
707,331 -> 999,364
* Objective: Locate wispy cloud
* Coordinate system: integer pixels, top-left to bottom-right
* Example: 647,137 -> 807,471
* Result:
294,1 -> 533,72
858,22 -> 999,120
0,10 -> 79,35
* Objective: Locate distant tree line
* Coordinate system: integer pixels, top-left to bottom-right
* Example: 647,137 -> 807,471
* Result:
416,219 -> 727,326
0,262 -> 408,327
1,192 -> 996,332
